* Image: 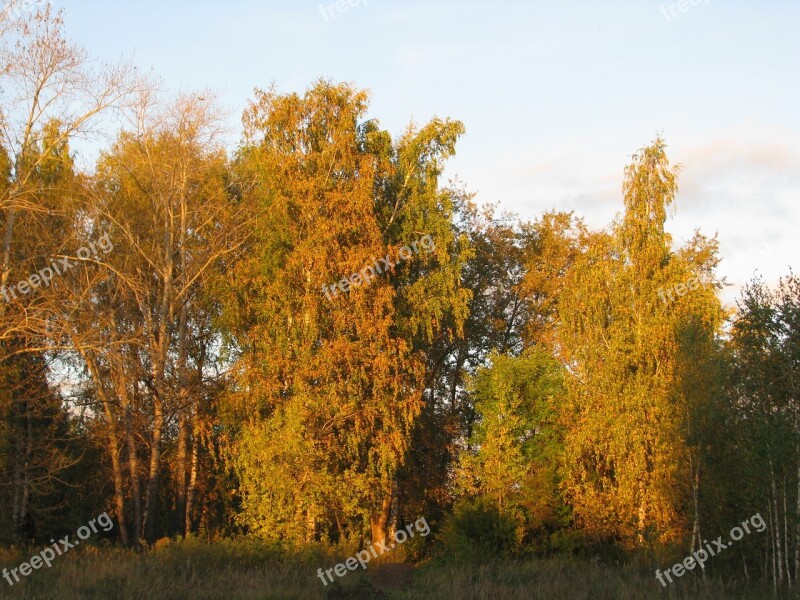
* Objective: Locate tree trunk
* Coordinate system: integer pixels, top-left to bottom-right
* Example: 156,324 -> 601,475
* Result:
82,350 -> 130,546
784,478 -> 791,587
0,207 -> 17,319
10,397 -> 26,543
175,411 -> 188,535
796,448 -> 800,584
771,458 -> 785,585
770,498 -> 777,592
174,294 -> 189,535
306,508 -> 316,543
21,402 -> 33,539
2,205 -> 23,542
143,389 -> 164,545
143,206 -> 174,546
108,430 -> 129,546
370,491 -> 393,548
691,459 -> 705,578
120,376 -> 142,548
185,413 -> 199,535
637,478 -> 648,546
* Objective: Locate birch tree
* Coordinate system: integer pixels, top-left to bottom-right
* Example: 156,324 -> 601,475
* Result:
557,139 -> 725,548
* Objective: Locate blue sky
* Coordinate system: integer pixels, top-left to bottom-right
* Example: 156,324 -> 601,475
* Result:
51,0 -> 799,306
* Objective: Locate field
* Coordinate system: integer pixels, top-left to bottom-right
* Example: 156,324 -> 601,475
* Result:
0,542 -> 782,600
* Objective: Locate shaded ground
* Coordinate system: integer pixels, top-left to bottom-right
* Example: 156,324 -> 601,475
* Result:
0,544 -> 786,599
323,564 -> 415,599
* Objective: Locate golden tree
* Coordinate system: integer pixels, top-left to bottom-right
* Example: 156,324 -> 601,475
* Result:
223,81 -> 470,547
556,139 -> 725,549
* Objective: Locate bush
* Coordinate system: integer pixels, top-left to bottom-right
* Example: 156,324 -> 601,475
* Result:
437,499 -> 519,562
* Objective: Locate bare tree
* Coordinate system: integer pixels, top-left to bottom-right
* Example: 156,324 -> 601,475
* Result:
0,2 -> 143,544
62,91 -> 252,545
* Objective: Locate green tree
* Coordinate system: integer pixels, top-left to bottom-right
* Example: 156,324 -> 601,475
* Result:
456,346 -> 567,550
727,274 -> 800,587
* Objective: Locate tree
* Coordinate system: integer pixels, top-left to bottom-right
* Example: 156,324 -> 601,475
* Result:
223,81 -> 470,548
456,346 -> 567,550
728,274 -> 800,588
63,92 -> 245,546
0,4 -> 141,544
556,138 -> 725,549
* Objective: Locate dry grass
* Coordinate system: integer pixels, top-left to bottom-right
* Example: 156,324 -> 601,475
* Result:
0,542 -> 785,599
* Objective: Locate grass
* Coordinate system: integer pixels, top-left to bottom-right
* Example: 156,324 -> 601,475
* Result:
0,540 -> 785,599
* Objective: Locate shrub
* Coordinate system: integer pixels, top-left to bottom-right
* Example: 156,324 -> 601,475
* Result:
437,499 -> 519,562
